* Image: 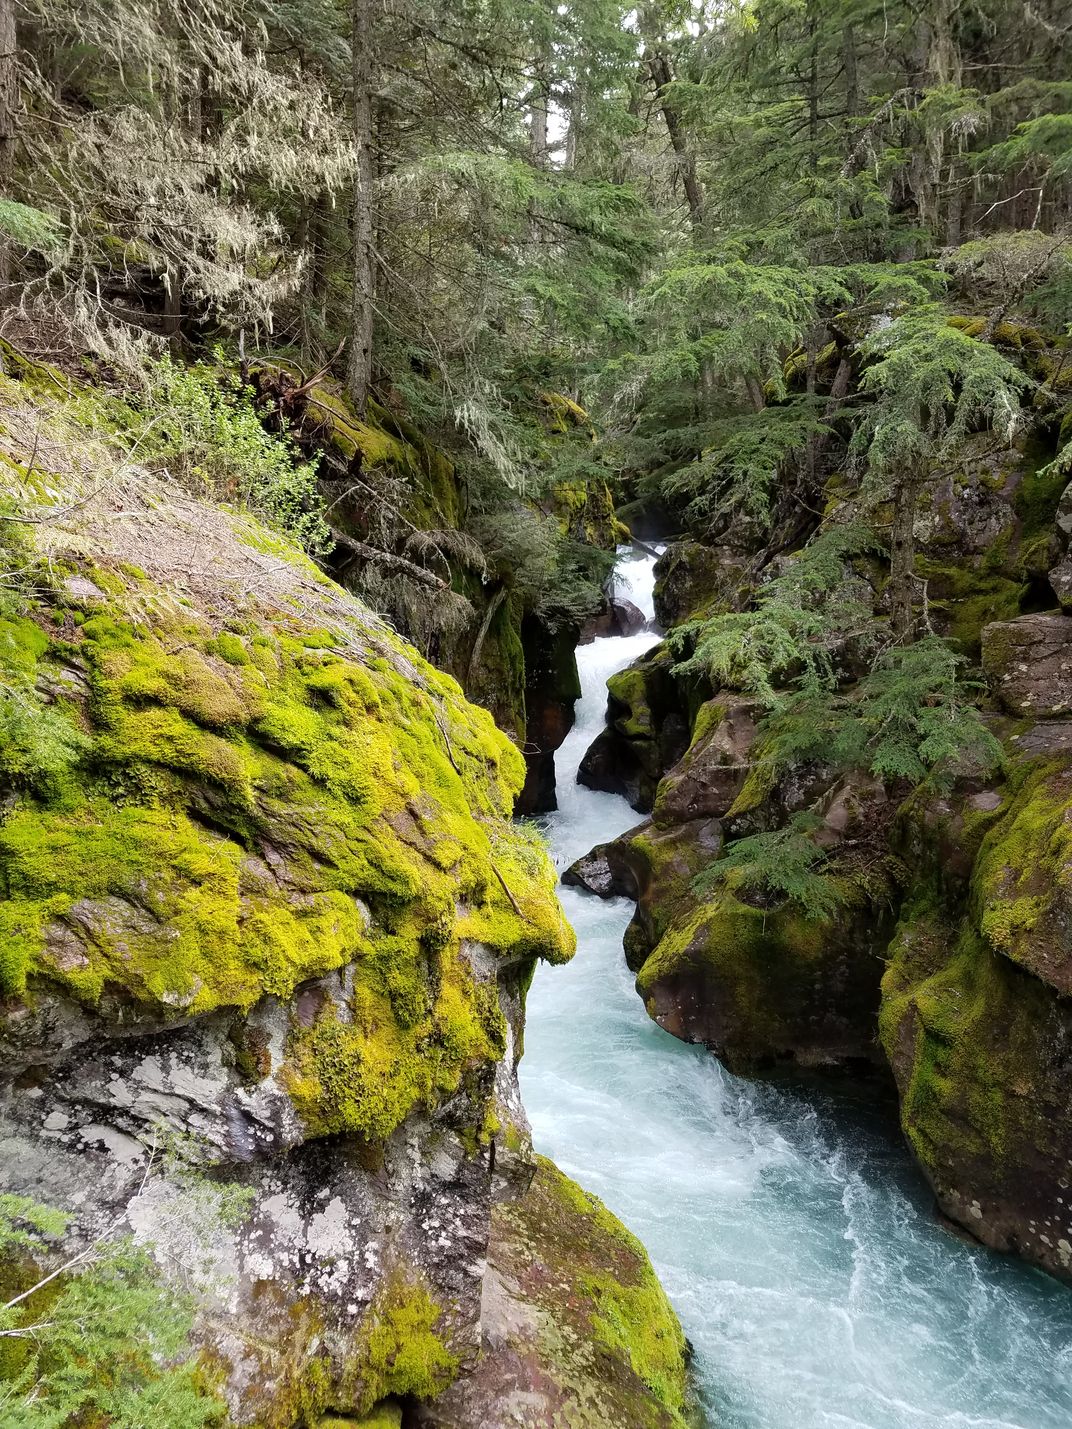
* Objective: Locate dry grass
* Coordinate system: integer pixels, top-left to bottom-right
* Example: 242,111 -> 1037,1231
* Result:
0,381 -> 437,689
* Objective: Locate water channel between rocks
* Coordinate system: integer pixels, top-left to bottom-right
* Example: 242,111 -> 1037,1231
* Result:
519,546 -> 1072,1429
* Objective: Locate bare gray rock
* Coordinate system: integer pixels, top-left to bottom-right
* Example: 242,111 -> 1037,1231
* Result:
982,612 -> 1072,717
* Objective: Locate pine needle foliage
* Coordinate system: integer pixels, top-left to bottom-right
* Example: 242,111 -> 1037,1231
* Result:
0,1197 -> 225,1429
853,309 -> 1032,485
694,813 -> 846,921
670,525 -> 881,702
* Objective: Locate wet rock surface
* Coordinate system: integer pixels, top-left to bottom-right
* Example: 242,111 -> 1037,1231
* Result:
577,642 -> 696,813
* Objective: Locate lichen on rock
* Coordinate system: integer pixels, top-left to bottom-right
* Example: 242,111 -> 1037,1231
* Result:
413,1156 -> 692,1429
0,377 -> 578,1423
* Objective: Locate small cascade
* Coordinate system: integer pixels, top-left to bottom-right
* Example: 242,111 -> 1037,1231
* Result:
520,545 -> 1072,1429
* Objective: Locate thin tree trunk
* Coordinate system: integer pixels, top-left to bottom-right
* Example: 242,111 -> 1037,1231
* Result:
0,0 -> 18,295
468,584 -> 508,690
646,47 -> 703,232
744,374 -> 766,413
812,355 -> 853,462
890,469 -> 922,640
563,80 -> 582,171
346,0 -> 375,415
163,262 -> 183,352
807,25 -> 819,174
843,24 -> 859,122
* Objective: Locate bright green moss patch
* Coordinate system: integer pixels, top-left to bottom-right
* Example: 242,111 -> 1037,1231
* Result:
319,1408 -> 401,1429
970,758 -> 1072,979
551,474 -> 628,548
607,666 -> 654,738
880,907 -> 1056,1169
345,1272 -> 458,1414
914,557 -> 1025,655
295,375 -> 461,531
0,799 -> 370,1007
280,955 -> 503,1141
0,503 -> 572,1142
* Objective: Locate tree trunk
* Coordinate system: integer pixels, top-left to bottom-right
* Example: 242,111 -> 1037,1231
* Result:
0,0 -> 18,295
646,48 -> 704,232
744,374 -> 766,413
639,5 -> 703,233
843,24 -> 860,122
163,262 -> 183,352
346,0 -> 375,416
467,583 -> 508,690
890,469 -> 922,640
563,80 -> 582,171
807,25 -> 819,174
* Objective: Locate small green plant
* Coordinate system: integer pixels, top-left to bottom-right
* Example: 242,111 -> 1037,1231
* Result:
0,1195 -> 226,1428
123,357 -> 329,554
0,600 -> 88,798
694,812 -> 845,921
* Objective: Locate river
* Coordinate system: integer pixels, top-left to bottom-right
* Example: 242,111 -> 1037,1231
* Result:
519,546 -> 1072,1429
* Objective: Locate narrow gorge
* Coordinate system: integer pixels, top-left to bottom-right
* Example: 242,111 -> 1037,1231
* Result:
525,548 -> 1072,1428
3,0 -> 1072,1425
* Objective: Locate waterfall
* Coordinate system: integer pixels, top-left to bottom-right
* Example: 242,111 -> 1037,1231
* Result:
520,545 -> 1072,1429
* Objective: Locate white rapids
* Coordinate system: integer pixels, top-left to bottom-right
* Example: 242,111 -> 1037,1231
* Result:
519,545 -> 1072,1429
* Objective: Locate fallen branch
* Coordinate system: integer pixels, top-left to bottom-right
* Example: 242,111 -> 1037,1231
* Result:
333,530 -> 447,591
491,862 -> 525,921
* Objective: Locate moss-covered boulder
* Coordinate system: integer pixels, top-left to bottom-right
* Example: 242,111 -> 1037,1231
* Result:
552,475 -> 630,550
0,388 -> 579,1424
880,754 -> 1072,1279
635,877 -> 895,1072
605,760 -> 898,1069
651,696 -> 759,827
652,541 -> 748,627
413,1157 -> 691,1429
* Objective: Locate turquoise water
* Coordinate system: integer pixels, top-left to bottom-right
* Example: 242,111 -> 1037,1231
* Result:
519,549 -> 1072,1429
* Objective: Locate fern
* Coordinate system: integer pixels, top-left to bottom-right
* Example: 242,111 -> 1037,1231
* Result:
670,524 -> 881,701
694,813 -> 846,921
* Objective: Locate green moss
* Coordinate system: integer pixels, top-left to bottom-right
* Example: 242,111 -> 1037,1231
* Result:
296,376 -> 461,531
0,799 -> 372,1008
607,666 -> 653,739
497,1158 -> 689,1425
1013,451 -> 1068,537
318,1408 -> 401,1429
539,389 -> 589,432
634,845 -> 894,1069
467,592 -> 526,739
0,338 -> 70,398
551,476 -> 628,549
880,906 -> 1053,1169
345,1272 -> 458,1414
209,631 -> 250,666
0,512 -> 572,1143
914,557 -> 1025,655
726,756 -> 776,818
969,758 -> 1072,973
947,316 -> 1045,349
279,947 -> 502,1142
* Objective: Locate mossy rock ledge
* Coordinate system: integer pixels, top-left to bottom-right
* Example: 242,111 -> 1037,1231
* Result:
0,435 -> 695,1424
412,1157 -> 692,1429
597,700 -> 899,1072
881,754 -> 1072,1280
